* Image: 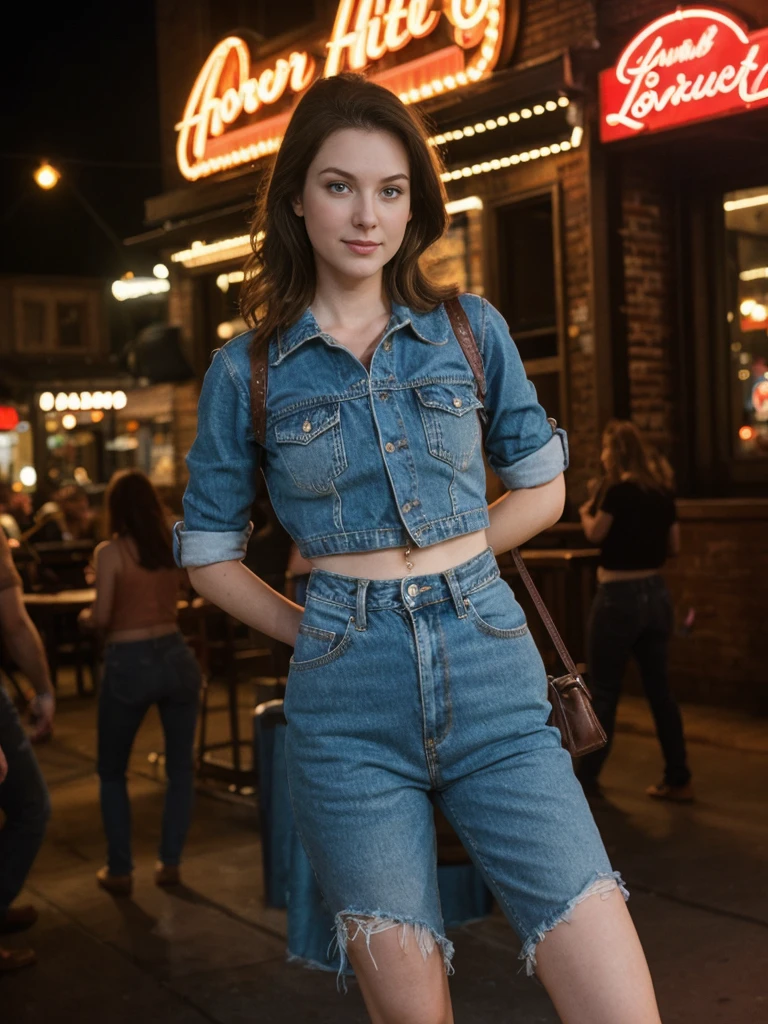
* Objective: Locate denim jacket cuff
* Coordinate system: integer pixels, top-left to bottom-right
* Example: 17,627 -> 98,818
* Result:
493,429 -> 569,490
172,521 -> 253,568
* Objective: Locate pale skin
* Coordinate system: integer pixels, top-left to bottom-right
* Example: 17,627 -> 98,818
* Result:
190,128 -> 662,1024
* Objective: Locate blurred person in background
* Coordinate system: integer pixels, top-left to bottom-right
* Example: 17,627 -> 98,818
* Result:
79,469 -> 201,895
0,526 -> 54,971
577,420 -> 693,803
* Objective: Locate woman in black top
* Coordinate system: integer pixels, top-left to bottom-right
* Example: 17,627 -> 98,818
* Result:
578,421 -> 692,802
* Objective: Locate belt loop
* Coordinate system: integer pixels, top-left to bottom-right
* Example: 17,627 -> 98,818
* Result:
355,579 -> 369,631
444,569 -> 467,619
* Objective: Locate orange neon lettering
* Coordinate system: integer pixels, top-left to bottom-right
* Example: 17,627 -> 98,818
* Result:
177,0 -> 505,181
176,36 -> 316,180
408,0 -> 440,39
325,0 -> 442,77
446,0 -> 490,32
384,0 -> 410,52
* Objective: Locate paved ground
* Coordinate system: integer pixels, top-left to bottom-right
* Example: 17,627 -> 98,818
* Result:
2,679 -> 767,1023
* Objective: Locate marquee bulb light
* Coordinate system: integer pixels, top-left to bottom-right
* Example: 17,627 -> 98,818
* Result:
39,392 -> 54,412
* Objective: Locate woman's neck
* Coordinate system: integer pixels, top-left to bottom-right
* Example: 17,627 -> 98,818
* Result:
310,268 -> 389,329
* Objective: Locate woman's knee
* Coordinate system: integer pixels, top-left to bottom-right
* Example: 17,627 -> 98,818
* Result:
339,915 -> 454,1024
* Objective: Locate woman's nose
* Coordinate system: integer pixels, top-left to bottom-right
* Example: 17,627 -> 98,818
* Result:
352,195 -> 377,231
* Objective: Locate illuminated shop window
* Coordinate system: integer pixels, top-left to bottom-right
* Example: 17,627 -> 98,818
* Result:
725,186 -> 768,461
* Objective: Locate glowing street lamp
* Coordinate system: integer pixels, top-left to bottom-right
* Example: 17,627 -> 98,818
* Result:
34,161 -> 61,190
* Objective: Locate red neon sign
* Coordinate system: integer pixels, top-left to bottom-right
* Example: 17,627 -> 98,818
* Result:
600,7 -> 768,143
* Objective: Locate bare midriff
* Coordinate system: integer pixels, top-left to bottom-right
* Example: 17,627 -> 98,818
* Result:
308,528 -> 490,581
596,567 -> 660,584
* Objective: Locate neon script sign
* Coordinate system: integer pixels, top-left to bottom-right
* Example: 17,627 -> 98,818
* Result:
177,0 -> 508,181
600,7 -> 768,142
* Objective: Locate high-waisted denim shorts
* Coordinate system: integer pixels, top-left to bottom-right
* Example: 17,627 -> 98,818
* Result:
283,547 -> 626,979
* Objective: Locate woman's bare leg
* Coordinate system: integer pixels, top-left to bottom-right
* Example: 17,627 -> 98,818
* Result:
535,888 -> 661,1024
344,921 -> 454,1024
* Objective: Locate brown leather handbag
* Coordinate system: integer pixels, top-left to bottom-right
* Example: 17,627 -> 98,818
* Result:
445,297 -> 607,758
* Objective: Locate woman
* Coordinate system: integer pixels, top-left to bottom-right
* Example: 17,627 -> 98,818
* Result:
578,421 -> 692,804
175,74 -> 661,1023
80,470 -> 200,895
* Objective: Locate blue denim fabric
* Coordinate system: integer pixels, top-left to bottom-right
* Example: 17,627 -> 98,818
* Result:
174,294 -> 568,566
97,631 -> 201,875
0,687 -> 51,912
282,547 -> 625,979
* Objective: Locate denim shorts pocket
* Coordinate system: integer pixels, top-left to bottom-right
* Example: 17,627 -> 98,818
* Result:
274,402 -> 348,493
415,382 -> 483,471
464,577 -> 529,639
290,601 -> 356,671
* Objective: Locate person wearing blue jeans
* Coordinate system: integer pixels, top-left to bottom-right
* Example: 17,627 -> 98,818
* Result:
80,469 -> 201,894
97,633 -> 201,880
0,528 -> 55,971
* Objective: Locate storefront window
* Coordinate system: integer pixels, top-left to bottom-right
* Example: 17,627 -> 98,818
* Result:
495,190 -> 564,424
725,186 -> 768,461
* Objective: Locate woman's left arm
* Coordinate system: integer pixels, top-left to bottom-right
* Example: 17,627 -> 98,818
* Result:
579,503 -> 613,544
466,296 -> 569,554
486,475 -> 565,555
79,541 -> 117,631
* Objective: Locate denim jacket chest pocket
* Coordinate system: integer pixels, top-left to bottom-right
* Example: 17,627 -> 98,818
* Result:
414,382 -> 484,471
273,401 -> 348,493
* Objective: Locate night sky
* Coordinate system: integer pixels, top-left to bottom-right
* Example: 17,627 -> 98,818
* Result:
1,1 -> 162,280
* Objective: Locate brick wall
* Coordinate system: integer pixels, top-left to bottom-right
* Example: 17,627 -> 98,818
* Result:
639,507 -> 768,714
517,0 -> 597,62
561,148 -> 601,501
619,164 -> 677,456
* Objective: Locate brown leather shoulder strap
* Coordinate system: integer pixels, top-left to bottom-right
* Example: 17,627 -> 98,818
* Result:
444,296 -> 486,404
510,549 -> 579,677
249,337 -> 269,448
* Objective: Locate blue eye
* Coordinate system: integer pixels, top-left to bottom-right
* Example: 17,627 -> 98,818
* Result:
328,182 -> 349,194
382,187 -> 403,198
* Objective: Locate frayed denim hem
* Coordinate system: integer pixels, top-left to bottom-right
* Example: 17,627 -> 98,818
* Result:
332,910 -> 455,992
519,871 -> 629,977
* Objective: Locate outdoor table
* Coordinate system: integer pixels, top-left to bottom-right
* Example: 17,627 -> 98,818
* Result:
23,589 -> 98,694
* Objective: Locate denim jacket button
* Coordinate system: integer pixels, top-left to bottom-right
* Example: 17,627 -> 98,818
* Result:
302,420 -> 312,433
452,397 -> 463,408
407,584 -> 419,598
383,340 -> 392,351
402,502 -> 412,513
379,392 -> 389,400
385,442 -> 395,453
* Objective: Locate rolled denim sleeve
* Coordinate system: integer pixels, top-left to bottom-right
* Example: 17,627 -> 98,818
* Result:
476,297 -> 568,490
174,345 -> 260,568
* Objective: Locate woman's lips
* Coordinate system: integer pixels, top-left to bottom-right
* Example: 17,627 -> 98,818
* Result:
344,241 -> 381,255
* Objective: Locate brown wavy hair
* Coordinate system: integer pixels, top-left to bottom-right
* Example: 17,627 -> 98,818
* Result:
239,73 -> 458,352
601,420 -> 673,492
106,469 -> 175,570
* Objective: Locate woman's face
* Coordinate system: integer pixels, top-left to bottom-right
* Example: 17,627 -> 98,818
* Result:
292,127 -> 412,286
600,439 -> 613,473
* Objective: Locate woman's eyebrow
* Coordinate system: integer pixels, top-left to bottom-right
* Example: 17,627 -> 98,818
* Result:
317,167 -> 409,183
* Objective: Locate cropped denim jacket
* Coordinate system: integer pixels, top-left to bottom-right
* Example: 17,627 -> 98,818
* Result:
173,292 -> 568,566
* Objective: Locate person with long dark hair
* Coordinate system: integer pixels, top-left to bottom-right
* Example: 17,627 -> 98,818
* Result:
578,420 -> 693,803
174,75 -> 662,1022
79,470 -> 201,895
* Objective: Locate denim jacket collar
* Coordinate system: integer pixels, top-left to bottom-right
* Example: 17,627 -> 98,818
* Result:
272,301 -> 450,365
